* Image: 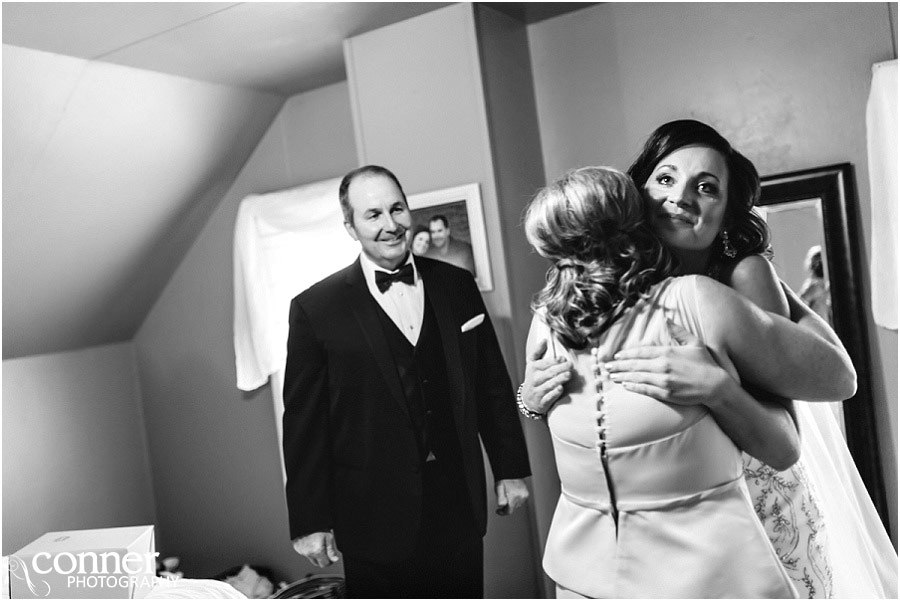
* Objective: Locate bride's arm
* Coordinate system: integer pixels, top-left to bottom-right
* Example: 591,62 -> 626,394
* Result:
698,276 -> 857,402
728,255 -> 855,401
732,253 -> 841,346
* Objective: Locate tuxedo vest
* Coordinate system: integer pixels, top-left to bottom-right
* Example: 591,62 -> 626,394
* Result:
374,289 -> 463,468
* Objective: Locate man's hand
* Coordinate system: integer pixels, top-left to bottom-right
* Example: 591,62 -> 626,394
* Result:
522,339 -> 572,414
292,532 -> 341,568
495,479 -> 529,516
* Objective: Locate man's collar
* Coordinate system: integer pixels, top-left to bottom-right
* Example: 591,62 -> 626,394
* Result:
359,251 -> 418,284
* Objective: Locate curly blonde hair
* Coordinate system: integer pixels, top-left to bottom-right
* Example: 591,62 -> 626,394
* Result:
524,166 -> 675,349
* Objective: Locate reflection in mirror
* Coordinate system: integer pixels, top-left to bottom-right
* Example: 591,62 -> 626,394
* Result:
798,244 -> 832,326
759,163 -> 890,531
757,199 -> 844,435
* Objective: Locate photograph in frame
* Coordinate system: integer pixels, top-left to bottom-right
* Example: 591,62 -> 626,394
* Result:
407,183 -> 493,291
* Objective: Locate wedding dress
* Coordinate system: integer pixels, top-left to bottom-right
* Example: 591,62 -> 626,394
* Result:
746,400 -> 898,599
743,452 -> 832,597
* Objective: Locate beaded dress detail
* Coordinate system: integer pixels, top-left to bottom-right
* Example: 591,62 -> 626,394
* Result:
744,454 -> 832,598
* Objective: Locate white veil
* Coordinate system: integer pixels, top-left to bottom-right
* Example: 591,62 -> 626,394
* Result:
796,401 -> 898,598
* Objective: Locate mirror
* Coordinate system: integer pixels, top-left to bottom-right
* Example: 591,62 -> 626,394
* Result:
758,163 -> 890,531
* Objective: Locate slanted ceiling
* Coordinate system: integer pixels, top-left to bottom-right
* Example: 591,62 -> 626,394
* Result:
1,2 -> 592,360
1,3 -> 453,96
2,44 -> 284,359
1,2 -> 452,360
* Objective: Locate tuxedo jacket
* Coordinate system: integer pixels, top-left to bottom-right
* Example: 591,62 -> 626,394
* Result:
282,256 -> 531,562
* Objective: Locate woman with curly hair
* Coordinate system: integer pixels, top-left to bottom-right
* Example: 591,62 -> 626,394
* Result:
522,165 -> 857,598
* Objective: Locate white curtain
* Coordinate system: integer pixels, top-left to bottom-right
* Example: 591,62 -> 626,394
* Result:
232,177 -> 359,461
866,59 -> 898,330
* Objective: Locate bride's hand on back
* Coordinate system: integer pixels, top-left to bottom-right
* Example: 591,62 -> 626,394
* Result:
602,321 -> 735,408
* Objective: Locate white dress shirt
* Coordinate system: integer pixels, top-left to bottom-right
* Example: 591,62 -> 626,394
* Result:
359,252 -> 424,345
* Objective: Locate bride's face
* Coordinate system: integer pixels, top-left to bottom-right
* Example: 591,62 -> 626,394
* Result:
643,145 -> 730,254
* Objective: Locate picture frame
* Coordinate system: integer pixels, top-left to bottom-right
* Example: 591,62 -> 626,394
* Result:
407,183 -> 493,291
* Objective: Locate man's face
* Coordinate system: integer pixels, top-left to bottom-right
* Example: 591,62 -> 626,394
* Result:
344,174 -> 412,270
428,220 -> 449,249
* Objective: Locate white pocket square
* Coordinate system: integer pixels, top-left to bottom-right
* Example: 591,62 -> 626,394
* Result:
461,314 -> 485,332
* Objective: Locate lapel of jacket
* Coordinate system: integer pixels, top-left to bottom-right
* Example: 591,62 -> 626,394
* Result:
418,260 -> 466,430
343,258 -> 411,424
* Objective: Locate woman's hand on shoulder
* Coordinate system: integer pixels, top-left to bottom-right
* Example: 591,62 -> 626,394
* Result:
523,315 -> 572,414
604,320 -> 736,408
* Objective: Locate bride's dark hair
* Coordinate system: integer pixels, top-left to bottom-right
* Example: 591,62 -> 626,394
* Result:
524,166 -> 675,349
627,119 -> 771,279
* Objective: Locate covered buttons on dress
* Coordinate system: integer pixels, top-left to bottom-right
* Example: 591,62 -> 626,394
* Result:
591,347 -> 612,459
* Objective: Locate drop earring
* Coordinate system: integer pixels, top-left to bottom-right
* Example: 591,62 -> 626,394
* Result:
721,230 -> 737,259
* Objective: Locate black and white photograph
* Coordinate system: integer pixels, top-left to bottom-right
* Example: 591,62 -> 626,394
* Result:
3,2 -> 897,599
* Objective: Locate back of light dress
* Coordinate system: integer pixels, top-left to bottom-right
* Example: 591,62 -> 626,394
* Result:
540,275 -> 797,599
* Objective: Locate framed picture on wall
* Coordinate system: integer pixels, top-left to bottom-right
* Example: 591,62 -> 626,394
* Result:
407,183 -> 493,291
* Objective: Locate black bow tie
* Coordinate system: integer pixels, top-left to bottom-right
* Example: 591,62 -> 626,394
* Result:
375,263 -> 415,292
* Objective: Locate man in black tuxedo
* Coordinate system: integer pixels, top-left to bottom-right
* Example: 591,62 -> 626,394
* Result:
283,165 -> 531,598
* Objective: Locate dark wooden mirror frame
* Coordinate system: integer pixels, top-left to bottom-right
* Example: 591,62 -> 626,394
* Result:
759,162 -> 889,532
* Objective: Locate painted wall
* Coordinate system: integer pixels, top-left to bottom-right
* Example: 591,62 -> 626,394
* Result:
891,2 -> 899,52
475,4 -> 549,379
2,342 -> 156,555
475,6 -> 556,596
133,82 -> 358,580
528,1 -> 898,541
